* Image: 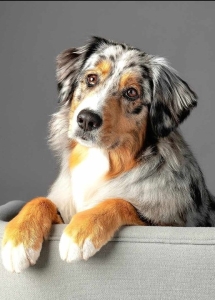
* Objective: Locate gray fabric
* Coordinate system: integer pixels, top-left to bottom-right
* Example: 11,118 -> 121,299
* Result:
0,200 -> 26,221
1,201 -> 215,300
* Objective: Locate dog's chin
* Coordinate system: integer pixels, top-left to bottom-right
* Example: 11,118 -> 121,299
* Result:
69,130 -> 120,150
75,136 -> 96,148
74,136 -> 121,150
68,129 -> 97,148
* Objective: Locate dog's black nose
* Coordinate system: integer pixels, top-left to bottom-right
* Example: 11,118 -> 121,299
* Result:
77,109 -> 102,131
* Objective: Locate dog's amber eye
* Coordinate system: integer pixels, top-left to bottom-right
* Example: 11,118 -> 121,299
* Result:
124,88 -> 139,100
87,74 -> 98,87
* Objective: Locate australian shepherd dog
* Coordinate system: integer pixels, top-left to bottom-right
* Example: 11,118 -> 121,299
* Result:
2,37 -> 215,273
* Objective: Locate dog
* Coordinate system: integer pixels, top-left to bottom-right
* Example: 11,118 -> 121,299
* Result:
2,36 -> 215,273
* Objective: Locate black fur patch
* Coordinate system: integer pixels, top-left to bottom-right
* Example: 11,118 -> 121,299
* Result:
150,101 -> 176,137
121,43 -> 126,50
190,178 -> 202,209
82,36 -> 110,68
132,106 -> 143,114
210,202 -> 215,211
140,64 -> 150,78
57,82 -> 62,92
196,218 -> 211,227
128,62 -> 137,68
177,101 -> 197,123
109,55 -> 115,62
99,54 -> 107,60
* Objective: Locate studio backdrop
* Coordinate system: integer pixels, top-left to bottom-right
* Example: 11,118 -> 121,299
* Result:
0,1 -> 215,205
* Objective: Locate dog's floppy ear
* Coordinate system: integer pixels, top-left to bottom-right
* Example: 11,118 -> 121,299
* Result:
149,57 -> 197,137
56,36 -> 110,104
56,47 -> 86,104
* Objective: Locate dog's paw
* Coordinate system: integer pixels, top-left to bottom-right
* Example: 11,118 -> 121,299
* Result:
59,199 -> 145,263
1,241 -> 41,273
1,217 -> 44,273
59,234 -> 98,262
1,197 -> 63,273
59,210 -> 112,263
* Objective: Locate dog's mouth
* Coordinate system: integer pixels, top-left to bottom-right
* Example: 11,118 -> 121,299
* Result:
74,130 -> 121,150
80,133 -> 89,141
73,129 -> 97,147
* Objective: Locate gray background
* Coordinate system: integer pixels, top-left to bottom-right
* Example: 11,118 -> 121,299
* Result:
0,1 -> 215,205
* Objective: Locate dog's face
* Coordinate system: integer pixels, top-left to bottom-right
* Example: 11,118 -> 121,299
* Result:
56,37 -> 197,152
67,42 -> 151,151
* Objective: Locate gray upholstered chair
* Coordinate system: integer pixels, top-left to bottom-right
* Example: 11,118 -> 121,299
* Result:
1,200 -> 215,300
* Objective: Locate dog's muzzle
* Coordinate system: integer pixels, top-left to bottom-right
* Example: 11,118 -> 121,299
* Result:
77,109 -> 102,132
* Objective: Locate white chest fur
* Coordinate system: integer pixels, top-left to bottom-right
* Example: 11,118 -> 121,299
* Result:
70,148 -> 109,212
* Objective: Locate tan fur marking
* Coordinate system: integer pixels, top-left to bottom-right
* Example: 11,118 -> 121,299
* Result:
101,96 -> 148,179
119,73 -> 141,94
64,199 -> 145,249
69,143 -> 89,169
107,148 -> 138,179
95,60 -> 112,77
2,197 -> 63,250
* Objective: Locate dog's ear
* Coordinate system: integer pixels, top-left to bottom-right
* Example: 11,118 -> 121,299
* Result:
56,47 -> 86,104
56,36 -> 110,104
149,57 -> 197,137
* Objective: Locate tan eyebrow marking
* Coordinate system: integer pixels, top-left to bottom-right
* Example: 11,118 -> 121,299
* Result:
95,60 -> 112,76
119,73 -> 141,92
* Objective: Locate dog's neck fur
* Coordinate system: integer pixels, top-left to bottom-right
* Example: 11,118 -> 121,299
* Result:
70,146 -> 109,213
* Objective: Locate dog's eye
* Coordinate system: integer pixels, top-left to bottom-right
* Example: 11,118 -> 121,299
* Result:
86,74 -> 98,87
124,88 -> 139,100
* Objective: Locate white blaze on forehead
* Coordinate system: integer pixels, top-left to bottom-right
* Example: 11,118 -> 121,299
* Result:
70,85 -> 110,133
102,44 -> 124,59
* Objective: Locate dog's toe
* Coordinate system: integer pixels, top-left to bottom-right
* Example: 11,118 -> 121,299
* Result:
82,238 -> 98,260
59,233 -> 82,262
1,242 -> 41,273
59,233 -> 98,262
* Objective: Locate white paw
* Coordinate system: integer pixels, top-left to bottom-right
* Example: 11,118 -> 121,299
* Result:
82,238 -> 98,260
59,234 -> 82,262
59,233 -> 99,263
1,242 -> 41,273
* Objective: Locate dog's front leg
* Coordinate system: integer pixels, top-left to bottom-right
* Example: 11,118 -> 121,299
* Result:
1,197 -> 63,273
59,199 -> 145,262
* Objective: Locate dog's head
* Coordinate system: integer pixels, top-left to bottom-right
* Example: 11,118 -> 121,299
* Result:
56,36 -> 197,152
